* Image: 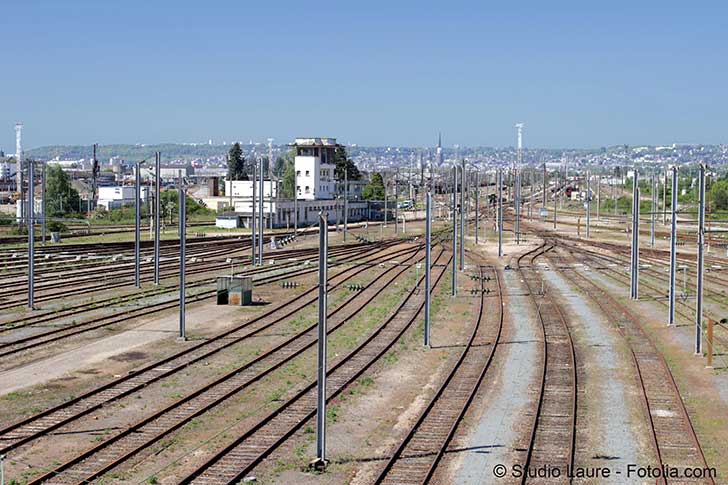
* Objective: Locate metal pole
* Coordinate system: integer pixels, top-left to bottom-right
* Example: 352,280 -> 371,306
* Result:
395,170 -> 399,235
650,173 -> 656,247
179,184 -> 186,341
553,169 -> 558,230
452,166 -> 457,295
135,162 -> 141,288
542,162 -> 547,208
41,162 -> 46,245
475,171 -> 480,245
154,152 -> 161,285
294,167 -> 298,234
668,166 -> 678,326
695,164 -> 706,355
314,211 -> 329,468
586,170 -> 591,239
662,171 -> 668,225
514,170 -> 520,245
596,174 -> 601,221
28,160 -> 34,309
630,170 -> 639,299
498,169 -> 503,258
459,159 -> 465,270
252,160 -> 257,264
258,157 -> 264,266
614,166 -> 618,217
343,168 -> 348,241
384,175 -> 388,229
425,192 -> 432,347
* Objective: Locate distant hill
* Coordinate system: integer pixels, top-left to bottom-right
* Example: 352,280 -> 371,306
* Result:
26,143 -> 259,162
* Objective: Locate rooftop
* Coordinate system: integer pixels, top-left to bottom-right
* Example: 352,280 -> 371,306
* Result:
293,137 -> 338,147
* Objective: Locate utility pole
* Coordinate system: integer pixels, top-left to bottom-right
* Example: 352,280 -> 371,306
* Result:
596,174 -> 601,221
134,160 -> 145,289
663,170 -> 668,225
15,123 -> 23,230
294,164 -> 298,234
395,170 -> 399,235
553,168 -> 558,230
313,211 -> 329,470
258,157 -> 264,266
498,169 -> 503,258
154,152 -> 161,285
425,192 -> 432,347
179,180 -> 187,341
41,162 -> 46,245
452,165 -> 458,295
668,166 -> 678,326
542,162 -> 547,209
268,138 -> 274,230
650,173 -> 656,247
630,170 -> 640,299
28,159 -> 34,309
695,164 -> 706,355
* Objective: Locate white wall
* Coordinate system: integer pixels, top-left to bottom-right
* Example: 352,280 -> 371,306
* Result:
294,156 -> 335,200
225,180 -> 277,198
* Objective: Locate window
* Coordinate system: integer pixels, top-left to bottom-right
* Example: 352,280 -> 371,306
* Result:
305,186 -> 310,193
306,170 -> 310,177
296,170 -> 301,176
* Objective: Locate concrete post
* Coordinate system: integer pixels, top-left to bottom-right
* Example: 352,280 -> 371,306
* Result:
425,192 -> 432,347
668,166 -> 678,326
314,211 -> 329,469
695,164 -> 706,355
28,159 -> 34,309
179,184 -> 187,341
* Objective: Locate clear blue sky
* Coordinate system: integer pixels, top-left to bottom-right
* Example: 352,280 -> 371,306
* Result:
2,1 -> 727,151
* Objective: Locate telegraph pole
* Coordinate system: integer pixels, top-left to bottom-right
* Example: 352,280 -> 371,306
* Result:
28,159 -> 34,309
154,152 -> 161,285
668,166 -> 678,326
313,212 -> 329,469
695,164 -> 706,355
425,192 -> 432,347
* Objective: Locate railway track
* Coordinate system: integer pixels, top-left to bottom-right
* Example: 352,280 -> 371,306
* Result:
175,252 -> 453,484
0,241 -> 413,457
516,243 -> 577,485
0,241 -> 399,359
23,244 -> 437,484
545,244 -> 715,484
373,258 -> 503,485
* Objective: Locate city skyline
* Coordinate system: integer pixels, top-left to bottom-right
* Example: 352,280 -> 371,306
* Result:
2,1 -> 728,150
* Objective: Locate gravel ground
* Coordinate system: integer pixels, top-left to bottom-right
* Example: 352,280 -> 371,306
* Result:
542,266 -> 651,484
449,267 -> 541,484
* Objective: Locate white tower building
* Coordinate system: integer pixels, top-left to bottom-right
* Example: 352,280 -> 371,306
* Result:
292,138 -> 338,200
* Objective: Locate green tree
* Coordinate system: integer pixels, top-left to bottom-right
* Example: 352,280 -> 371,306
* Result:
273,155 -> 286,178
333,146 -> 361,181
227,143 -> 248,181
711,179 -> 728,211
362,172 -> 385,200
46,164 -> 82,217
281,157 -> 296,198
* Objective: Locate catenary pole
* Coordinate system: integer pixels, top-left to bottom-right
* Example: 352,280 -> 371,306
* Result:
154,152 -> 161,285
668,166 -> 678,326
498,169 -> 503,258
28,159 -> 34,309
41,162 -> 46,245
258,157 -> 264,266
314,211 -> 329,468
179,182 -> 187,341
475,170 -> 480,244
695,164 -> 706,355
425,192 -> 432,347
135,161 -> 143,288
586,170 -> 591,239
459,159 -> 465,270
252,159 -> 257,265
452,165 -> 458,295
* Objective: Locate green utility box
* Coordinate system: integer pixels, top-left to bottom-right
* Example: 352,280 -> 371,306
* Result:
216,276 -> 253,306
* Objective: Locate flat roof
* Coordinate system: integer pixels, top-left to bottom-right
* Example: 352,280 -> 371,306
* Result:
292,137 -> 338,147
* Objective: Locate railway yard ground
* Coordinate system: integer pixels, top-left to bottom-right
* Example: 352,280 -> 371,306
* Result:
1,205 -> 727,485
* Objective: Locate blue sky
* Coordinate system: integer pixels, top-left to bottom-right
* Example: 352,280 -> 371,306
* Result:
2,1 -> 727,150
